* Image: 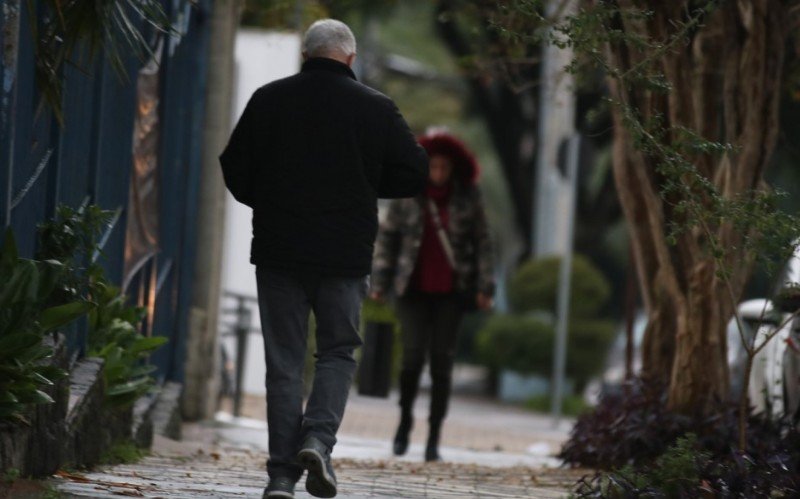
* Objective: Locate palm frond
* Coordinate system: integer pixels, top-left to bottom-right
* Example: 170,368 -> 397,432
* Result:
27,0 -> 177,122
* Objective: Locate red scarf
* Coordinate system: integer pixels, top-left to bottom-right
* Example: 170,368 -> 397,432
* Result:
410,183 -> 454,293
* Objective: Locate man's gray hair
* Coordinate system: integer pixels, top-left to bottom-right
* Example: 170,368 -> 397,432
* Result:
303,19 -> 357,58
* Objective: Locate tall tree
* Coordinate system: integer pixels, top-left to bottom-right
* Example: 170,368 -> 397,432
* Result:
600,1 -> 793,414
492,0 -> 800,416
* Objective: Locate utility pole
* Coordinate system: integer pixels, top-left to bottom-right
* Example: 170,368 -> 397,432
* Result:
183,0 -> 243,421
550,134 -> 580,426
532,0 -> 577,257
531,0 -> 580,426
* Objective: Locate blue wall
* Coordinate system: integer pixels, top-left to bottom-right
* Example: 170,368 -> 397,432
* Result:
0,0 -> 212,380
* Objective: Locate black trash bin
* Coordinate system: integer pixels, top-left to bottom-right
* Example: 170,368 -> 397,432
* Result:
357,321 -> 394,398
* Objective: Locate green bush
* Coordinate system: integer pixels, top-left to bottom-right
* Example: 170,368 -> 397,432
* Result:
36,204 -> 116,305
508,254 -> 611,318
474,314 -> 615,391
580,434 -> 711,497
0,230 -> 94,424
88,282 -> 166,408
37,204 -> 166,408
475,314 -> 553,375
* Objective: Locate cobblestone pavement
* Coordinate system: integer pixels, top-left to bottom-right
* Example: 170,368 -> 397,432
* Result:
53,378 -> 586,498
53,438 -> 587,498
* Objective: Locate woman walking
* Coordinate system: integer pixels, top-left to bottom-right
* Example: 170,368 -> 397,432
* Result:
370,130 -> 494,462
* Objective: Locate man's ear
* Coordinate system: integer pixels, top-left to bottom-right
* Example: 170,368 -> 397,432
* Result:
346,53 -> 356,67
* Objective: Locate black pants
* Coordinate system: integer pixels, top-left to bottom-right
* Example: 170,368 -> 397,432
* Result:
256,267 -> 367,481
395,291 -> 465,425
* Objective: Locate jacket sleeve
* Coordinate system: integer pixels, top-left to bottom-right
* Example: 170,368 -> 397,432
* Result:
377,101 -> 429,199
371,199 -> 404,295
472,188 -> 496,296
219,91 -> 261,207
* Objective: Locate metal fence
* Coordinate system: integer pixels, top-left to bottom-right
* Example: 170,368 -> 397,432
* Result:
0,0 -> 212,381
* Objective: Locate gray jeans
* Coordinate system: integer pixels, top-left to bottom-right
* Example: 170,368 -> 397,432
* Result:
256,267 -> 367,480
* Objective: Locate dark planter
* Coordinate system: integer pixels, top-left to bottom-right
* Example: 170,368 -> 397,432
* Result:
0,334 -> 68,477
357,322 -> 394,398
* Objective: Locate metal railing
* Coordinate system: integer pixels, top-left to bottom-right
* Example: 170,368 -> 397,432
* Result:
219,290 -> 260,417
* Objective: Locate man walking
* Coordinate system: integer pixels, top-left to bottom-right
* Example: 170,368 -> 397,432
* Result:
220,19 -> 428,499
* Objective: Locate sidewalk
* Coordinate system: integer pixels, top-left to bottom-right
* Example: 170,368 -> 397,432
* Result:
53,434 -> 585,498
52,385 -> 586,497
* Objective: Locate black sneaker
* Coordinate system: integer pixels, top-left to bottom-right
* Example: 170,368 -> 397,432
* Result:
263,476 -> 296,498
297,436 -> 337,498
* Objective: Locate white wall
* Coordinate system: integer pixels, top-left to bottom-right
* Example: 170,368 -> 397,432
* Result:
220,29 -> 301,397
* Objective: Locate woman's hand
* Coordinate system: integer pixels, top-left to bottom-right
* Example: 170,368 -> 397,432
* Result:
476,292 -> 493,311
370,291 -> 386,304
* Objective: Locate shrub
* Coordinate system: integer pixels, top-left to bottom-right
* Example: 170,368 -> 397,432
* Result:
565,378 -> 800,497
36,204 -> 115,305
575,434 -> 711,498
37,204 -> 166,408
0,231 -> 93,424
88,282 -> 166,407
474,314 -> 552,375
507,254 -> 611,318
561,377 -> 695,469
474,314 -> 615,391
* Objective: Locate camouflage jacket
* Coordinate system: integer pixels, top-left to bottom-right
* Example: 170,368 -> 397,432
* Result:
371,183 -> 495,298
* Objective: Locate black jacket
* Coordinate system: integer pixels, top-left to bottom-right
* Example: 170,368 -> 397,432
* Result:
220,57 -> 428,277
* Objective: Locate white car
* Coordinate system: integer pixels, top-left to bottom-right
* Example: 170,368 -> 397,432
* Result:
727,244 -> 800,419
587,243 -> 800,419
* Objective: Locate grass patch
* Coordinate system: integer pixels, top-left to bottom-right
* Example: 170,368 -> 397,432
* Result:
2,468 -> 20,484
41,484 -> 62,499
525,394 -> 591,417
99,440 -> 147,465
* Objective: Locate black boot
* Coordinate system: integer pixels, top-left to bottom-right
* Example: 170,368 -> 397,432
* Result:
393,413 -> 412,456
426,355 -> 453,463
425,422 -> 441,462
393,368 -> 422,456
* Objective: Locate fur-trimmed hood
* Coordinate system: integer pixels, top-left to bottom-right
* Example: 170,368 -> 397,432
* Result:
417,131 -> 480,186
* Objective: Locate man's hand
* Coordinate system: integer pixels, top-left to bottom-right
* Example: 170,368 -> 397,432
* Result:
369,291 -> 386,304
476,292 -> 493,311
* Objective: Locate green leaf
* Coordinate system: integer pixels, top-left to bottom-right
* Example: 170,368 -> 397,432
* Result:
40,301 -> 94,331
34,259 -> 65,301
0,365 -> 26,382
15,345 -> 53,364
0,260 -> 39,306
0,403 -> 29,424
30,372 -> 54,386
106,389 -> 143,408
129,365 -> 157,378
0,391 -> 19,404
0,333 -> 43,361
107,377 -> 150,397
34,365 -> 67,381
103,363 -> 129,384
0,228 -> 19,269
128,336 -> 168,356
5,380 -> 36,393
15,389 -> 54,404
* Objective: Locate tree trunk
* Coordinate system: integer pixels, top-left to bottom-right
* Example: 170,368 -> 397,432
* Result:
602,1 -> 788,414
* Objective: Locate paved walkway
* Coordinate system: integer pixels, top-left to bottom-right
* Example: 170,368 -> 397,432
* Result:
52,383 -> 586,497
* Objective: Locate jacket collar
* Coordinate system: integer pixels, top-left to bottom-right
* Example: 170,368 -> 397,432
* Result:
301,57 -> 357,80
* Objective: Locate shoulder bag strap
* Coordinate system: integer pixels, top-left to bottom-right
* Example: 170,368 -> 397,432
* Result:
426,198 -> 457,269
